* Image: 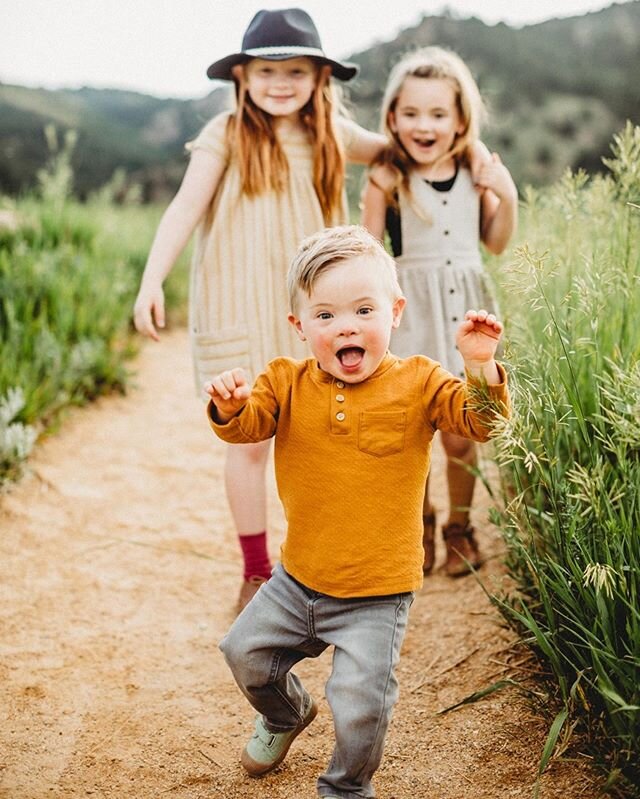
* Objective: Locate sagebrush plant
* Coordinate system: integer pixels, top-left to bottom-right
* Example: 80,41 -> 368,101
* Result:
0,128 -> 189,483
0,388 -> 37,485
487,124 -> 640,795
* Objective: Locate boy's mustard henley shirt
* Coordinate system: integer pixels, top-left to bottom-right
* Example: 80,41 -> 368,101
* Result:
209,353 -> 509,598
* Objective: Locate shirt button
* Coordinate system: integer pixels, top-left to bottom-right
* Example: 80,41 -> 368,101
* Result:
336,381 -> 345,389
452,316 -> 458,322
443,199 -> 448,205
336,412 -> 346,421
444,230 -> 450,235
446,259 -> 452,265
449,288 -> 455,294
336,394 -> 345,402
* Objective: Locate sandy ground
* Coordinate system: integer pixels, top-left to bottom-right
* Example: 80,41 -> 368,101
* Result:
1,329 -> 600,799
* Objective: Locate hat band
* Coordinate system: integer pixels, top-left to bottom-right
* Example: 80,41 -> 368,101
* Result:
244,45 -> 327,59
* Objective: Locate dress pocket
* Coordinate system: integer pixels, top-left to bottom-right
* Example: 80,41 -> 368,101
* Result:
358,411 -> 407,457
192,327 -> 251,386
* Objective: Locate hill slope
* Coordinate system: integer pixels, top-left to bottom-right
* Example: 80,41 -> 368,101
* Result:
347,1 -> 640,185
0,84 -> 231,200
1,1 -> 638,198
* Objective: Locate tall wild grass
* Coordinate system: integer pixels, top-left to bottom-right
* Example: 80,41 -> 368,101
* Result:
0,128 -> 188,484
488,122 -> 640,794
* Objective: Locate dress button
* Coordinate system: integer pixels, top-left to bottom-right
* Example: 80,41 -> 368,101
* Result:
336,381 -> 345,389
336,412 -> 346,421
336,394 -> 345,402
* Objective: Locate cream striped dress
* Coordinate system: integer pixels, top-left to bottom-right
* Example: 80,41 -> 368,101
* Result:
186,112 -> 354,391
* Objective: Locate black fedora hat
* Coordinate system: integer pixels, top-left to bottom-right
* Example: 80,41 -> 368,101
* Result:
206,8 -> 358,82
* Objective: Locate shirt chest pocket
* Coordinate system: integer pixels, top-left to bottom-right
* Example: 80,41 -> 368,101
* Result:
358,411 -> 407,457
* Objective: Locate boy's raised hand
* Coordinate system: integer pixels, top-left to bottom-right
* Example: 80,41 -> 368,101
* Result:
456,309 -> 503,375
204,368 -> 251,422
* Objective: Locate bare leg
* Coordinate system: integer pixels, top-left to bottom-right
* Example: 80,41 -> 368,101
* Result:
225,440 -> 271,533
225,440 -> 273,611
440,432 -> 476,528
421,473 -> 436,574
440,432 -> 480,576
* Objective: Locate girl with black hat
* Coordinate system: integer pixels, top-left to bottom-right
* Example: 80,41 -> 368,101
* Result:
133,8 -> 386,614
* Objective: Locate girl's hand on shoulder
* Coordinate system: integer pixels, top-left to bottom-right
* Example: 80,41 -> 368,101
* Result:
468,139 -> 493,187
205,368 -> 252,421
474,153 -> 517,202
456,309 -> 503,367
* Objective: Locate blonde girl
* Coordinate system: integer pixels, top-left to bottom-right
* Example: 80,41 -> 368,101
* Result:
362,46 -> 518,577
133,8 -> 385,612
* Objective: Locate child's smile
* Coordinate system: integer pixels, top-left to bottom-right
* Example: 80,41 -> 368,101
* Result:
389,75 -> 464,178
336,345 -> 366,373
288,256 -> 405,383
242,57 -> 318,123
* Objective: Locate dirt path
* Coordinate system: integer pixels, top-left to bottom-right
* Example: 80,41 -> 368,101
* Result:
1,329 -> 598,799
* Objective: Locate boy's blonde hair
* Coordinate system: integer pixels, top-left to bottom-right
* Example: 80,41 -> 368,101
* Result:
374,46 -> 487,205
288,225 -> 403,313
229,59 -> 346,225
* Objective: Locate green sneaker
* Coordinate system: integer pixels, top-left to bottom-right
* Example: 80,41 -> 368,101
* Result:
241,697 -> 318,776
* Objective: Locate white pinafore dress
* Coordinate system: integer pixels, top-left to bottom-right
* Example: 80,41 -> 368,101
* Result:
390,167 -> 497,378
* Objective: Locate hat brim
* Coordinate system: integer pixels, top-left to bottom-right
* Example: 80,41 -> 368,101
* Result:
206,52 -> 358,82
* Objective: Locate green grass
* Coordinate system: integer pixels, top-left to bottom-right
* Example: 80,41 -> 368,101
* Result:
486,122 -> 640,796
0,140 -> 189,483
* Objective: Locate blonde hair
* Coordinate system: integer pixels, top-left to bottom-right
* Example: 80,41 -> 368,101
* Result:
374,46 -> 487,205
288,224 -> 403,313
228,59 -> 346,224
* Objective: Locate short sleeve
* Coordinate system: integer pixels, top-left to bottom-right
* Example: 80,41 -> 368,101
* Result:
185,112 -> 232,164
334,115 -> 359,156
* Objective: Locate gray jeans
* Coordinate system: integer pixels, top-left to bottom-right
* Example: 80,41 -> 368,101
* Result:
219,562 -> 413,798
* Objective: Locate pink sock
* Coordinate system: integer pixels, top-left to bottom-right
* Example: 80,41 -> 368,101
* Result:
238,532 -> 272,581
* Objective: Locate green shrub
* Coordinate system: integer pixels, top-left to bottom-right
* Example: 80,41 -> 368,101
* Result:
0,134 -> 189,481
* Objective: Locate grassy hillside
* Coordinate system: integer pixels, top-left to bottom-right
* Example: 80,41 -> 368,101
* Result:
1,1 -> 638,198
347,1 -> 640,187
0,84 -> 231,200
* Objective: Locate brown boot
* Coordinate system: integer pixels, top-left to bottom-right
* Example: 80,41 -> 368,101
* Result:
442,523 -> 480,577
236,575 -> 268,614
422,513 -> 436,574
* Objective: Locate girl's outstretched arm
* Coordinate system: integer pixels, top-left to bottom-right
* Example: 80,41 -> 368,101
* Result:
133,149 -> 226,340
360,166 -> 391,240
476,153 -> 518,255
361,163 -> 398,241
340,118 -> 387,165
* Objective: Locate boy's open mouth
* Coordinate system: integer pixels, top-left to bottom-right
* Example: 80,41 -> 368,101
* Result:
336,346 -> 365,368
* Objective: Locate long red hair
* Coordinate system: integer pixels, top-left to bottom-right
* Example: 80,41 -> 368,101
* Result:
228,61 -> 345,224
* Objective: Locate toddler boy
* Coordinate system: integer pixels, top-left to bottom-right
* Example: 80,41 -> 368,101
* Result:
206,224 -> 510,799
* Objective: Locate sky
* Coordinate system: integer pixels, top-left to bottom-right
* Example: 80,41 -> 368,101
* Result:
1,0 -> 631,99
